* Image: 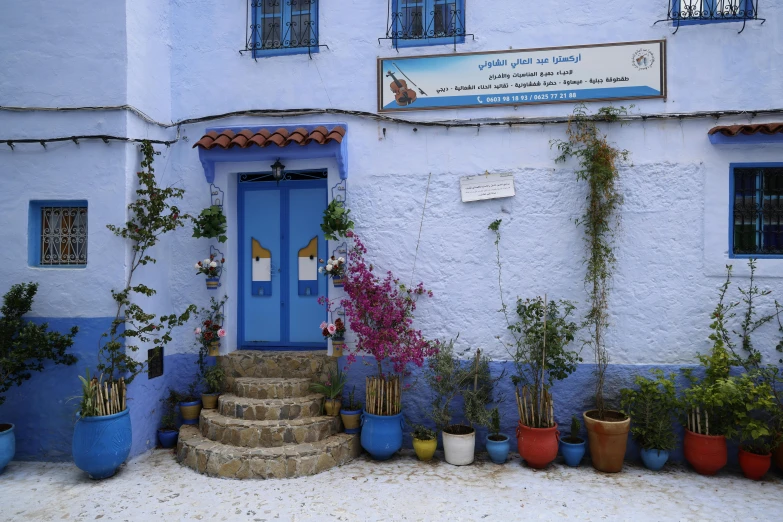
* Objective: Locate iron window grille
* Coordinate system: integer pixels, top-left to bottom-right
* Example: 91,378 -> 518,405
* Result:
39,205 -> 88,265
732,166 -> 783,257
241,0 -> 327,59
379,0 -> 473,51
655,0 -> 765,34
239,170 -> 328,183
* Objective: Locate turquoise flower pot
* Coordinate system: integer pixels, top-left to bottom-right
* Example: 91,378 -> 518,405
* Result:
486,434 -> 510,464
640,448 -> 669,471
360,411 -> 403,460
0,424 -> 15,473
72,409 -> 132,479
559,438 -> 586,467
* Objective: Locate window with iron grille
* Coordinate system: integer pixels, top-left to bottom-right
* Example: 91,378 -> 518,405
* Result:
28,201 -> 88,267
381,0 -> 471,50
731,165 -> 783,258
656,0 -> 764,33
242,0 -> 324,58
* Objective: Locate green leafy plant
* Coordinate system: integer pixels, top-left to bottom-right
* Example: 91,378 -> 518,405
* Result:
95,141 -> 196,414
192,205 -> 227,243
0,282 -> 78,406
564,415 -> 583,443
411,424 -> 436,441
160,389 -> 179,431
488,408 -> 504,440
620,370 -> 679,451
73,369 -> 100,418
551,105 -> 629,420
321,199 -> 354,241
176,381 -> 201,404
342,386 -> 361,411
310,366 -> 346,400
425,338 -> 474,432
202,365 -> 225,395
462,349 -> 504,431
733,372 -> 780,455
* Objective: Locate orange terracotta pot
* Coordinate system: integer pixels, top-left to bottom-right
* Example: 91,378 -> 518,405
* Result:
774,443 -> 783,472
516,422 -> 559,469
583,410 -> 630,473
683,429 -> 727,476
738,448 -> 771,480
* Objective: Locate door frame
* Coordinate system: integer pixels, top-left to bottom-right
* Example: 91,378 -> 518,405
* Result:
237,173 -> 328,351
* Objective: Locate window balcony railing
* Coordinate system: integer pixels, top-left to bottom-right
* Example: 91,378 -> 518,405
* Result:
655,0 -> 765,34
240,0 -> 328,59
379,0 -> 474,51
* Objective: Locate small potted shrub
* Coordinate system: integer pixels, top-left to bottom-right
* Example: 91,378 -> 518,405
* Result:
310,367 -> 346,417
411,424 -> 437,461
192,205 -> 228,243
201,365 -> 225,409
320,199 -> 354,241
158,390 -> 179,448
620,370 -> 678,471
733,373 -> 779,480
340,386 -> 362,434
485,409 -> 510,464
194,254 -> 225,290
559,416 -> 586,467
178,381 -> 202,425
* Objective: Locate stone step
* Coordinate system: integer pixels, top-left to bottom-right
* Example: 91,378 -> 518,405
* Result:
218,350 -> 336,386
218,393 -> 324,421
233,377 -> 312,399
199,409 -> 340,448
177,425 -> 361,479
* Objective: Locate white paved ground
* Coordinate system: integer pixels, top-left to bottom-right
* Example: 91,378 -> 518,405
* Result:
0,449 -> 780,521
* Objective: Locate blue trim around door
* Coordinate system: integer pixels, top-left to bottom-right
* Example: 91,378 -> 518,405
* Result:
238,177 -> 328,350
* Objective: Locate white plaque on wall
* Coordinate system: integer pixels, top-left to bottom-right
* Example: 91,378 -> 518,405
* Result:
460,172 -> 516,203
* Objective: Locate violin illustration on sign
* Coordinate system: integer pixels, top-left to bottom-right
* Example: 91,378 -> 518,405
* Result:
251,238 -> 272,296
387,71 -> 418,106
298,236 -> 318,296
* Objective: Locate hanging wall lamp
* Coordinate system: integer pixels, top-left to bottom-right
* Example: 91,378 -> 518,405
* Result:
271,159 -> 286,183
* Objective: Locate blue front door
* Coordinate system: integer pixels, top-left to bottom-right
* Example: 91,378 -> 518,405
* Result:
238,176 -> 328,350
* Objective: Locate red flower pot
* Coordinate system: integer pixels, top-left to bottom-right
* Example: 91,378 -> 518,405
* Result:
738,448 -> 771,480
683,429 -> 727,476
516,421 -> 559,469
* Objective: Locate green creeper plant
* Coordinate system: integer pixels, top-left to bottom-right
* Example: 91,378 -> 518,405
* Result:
96,141 -> 197,404
321,199 -> 354,241
551,104 -> 629,420
192,205 -> 228,243
620,369 -> 679,451
0,282 -> 78,406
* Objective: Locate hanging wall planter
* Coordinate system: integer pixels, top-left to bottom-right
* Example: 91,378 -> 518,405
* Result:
208,340 -> 220,356
332,339 -> 344,357
206,277 -> 219,290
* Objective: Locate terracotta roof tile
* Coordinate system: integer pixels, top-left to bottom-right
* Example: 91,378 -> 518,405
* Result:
708,123 -> 783,137
193,126 -> 346,149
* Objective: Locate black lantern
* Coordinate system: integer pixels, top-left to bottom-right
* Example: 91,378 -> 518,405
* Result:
271,159 -> 286,183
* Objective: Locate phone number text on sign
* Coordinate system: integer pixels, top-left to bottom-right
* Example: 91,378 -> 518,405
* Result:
482,92 -> 578,103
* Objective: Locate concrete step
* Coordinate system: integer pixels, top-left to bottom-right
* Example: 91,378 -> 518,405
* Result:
233,377 -> 312,400
199,409 -> 340,448
177,425 -> 360,479
218,351 -> 336,386
218,393 -> 324,421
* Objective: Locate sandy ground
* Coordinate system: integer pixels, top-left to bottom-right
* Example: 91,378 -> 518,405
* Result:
0,449 -> 780,521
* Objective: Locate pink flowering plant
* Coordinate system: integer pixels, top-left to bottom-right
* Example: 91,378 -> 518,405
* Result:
319,318 -> 346,341
195,253 -> 224,279
194,295 -> 228,376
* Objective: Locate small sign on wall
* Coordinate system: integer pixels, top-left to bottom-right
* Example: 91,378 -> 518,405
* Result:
460,172 -> 515,202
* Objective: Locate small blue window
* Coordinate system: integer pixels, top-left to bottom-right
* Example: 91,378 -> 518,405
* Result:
730,165 -> 783,258
672,0 -> 755,25
251,0 -> 319,58
28,201 -> 88,267
390,0 -> 466,48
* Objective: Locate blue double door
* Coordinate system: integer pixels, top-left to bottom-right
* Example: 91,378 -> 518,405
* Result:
239,179 -> 328,350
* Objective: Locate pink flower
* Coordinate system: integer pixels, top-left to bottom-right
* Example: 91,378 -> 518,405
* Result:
320,321 -> 328,330
194,327 -> 201,335
217,329 -> 227,338
327,324 -> 337,334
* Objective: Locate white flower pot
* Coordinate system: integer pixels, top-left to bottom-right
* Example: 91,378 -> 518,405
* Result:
442,426 -> 475,466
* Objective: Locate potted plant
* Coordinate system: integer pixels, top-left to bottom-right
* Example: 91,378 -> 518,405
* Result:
339,233 -> 438,460
319,318 -> 346,357
158,389 -> 180,449
552,105 -> 631,473
411,424 -> 437,461
733,372 -> 779,480
340,386 -> 362,434
0,282 -> 78,474
319,256 -> 347,287
192,204 -> 227,243
620,370 -> 678,471
178,381 -> 202,425
320,199 -> 354,241
310,367 -> 346,417
559,416 -> 586,467
195,296 -> 228,363
201,364 -> 225,410
73,142 -> 195,479
195,254 -> 225,290
485,409 -> 510,464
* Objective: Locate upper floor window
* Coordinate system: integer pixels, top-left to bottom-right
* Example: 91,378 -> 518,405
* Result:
659,0 -> 764,33
731,165 -> 783,258
244,0 -> 323,58
28,201 -> 88,267
381,0 -> 471,50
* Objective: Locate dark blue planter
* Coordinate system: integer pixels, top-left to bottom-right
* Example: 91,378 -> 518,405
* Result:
0,423 -> 15,473
158,429 -> 179,449
486,434 -> 510,464
72,408 -> 132,479
559,438 -> 586,467
640,448 -> 669,471
360,410 -> 403,460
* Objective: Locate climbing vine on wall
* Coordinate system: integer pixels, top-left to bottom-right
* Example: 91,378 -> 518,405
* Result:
551,105 -> 629,420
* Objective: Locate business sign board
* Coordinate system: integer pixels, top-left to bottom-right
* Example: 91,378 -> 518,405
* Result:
377,40 -> 666,112
460,173 -> 515,203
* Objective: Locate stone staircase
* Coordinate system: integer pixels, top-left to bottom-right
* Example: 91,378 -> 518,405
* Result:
177,351 -> 360,479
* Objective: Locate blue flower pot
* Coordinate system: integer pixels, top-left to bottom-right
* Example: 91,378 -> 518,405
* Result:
360,410 -> 403,460
72,408 -> 132,479
559,438 -> 586,467
640,448 -> 669,471
486,434 -> 510,464
158,429 -> 179,449
0,424 -> 15,473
